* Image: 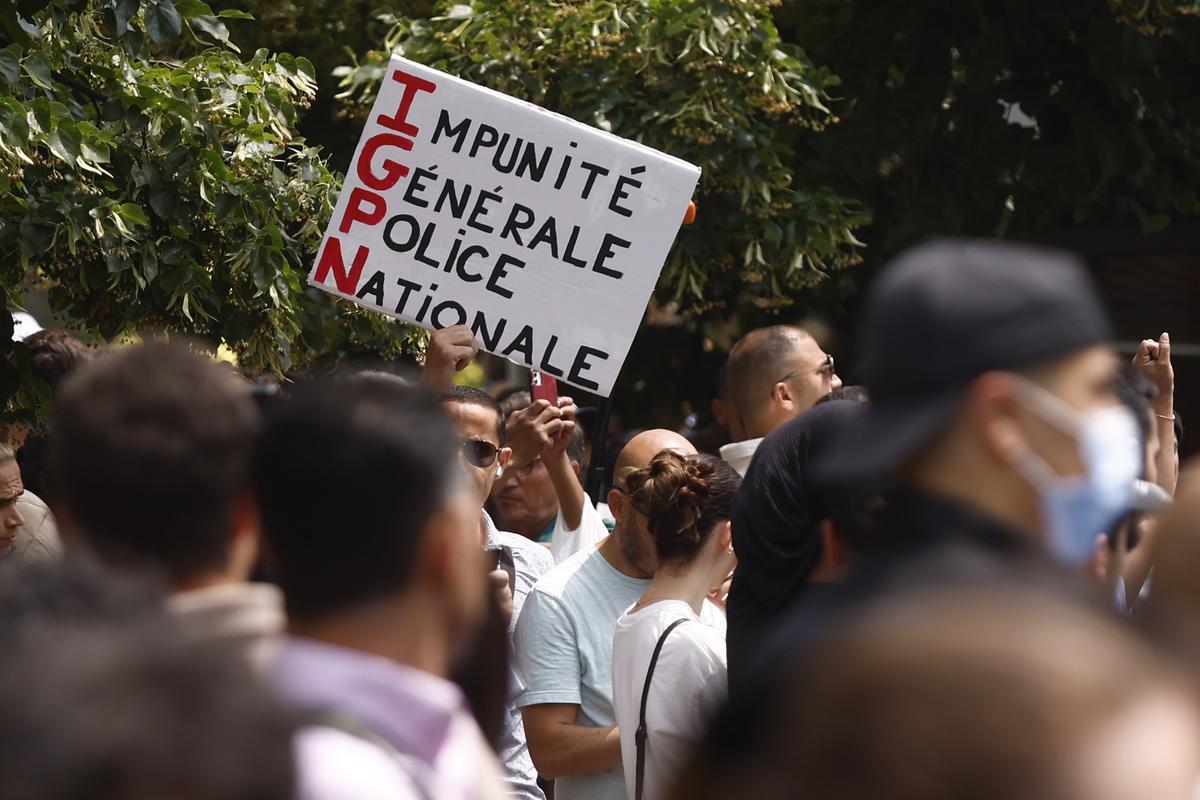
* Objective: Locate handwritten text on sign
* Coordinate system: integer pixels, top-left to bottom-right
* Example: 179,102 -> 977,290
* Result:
308,56 -> 701,396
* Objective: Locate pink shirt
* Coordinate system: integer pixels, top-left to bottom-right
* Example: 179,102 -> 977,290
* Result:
273,636 -> 503,800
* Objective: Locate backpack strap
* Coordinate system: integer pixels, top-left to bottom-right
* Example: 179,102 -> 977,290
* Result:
634,618 -> 689,800
295,708 -> 440,800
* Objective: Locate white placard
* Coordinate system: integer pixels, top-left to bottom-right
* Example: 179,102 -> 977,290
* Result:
308,55 -> 701,396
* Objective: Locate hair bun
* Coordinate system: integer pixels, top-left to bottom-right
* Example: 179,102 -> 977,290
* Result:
625,451 -> 740,563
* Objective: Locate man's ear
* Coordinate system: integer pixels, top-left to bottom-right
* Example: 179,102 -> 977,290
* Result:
821,520 -> 849,569
226,492 -> 261,581
607,487 -> 626,523
964,372 -> 1027,465
497,447 -> 513,477
417,504 -> 456,589
772,380 -> 794,410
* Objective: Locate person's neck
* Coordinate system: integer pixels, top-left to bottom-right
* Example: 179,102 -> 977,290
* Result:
638,564 -> 711,615
513,512 -> 556,540
288,595 -> 451,677
599,529 -> 652,579
906,469 -> 1040,537
476,508 -> 490,546
171,570 -> 247,594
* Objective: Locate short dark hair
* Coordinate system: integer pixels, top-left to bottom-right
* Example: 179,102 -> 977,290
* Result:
253,376 -> 461,621
0,557 -> 164,642
442,384 -> 505,445
25,329 -> 93,393
50,342 -> 259,585
565,423 -> 586,465
726,326 -> 809,420
499,389 -> 531,419
0,622 -> 294,800
816,385 -> 870,405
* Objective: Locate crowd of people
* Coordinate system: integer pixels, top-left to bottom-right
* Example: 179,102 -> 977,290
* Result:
2,238 -> 1198,800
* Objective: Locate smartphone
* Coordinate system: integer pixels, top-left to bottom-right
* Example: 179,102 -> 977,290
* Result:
531,371 -> 559,405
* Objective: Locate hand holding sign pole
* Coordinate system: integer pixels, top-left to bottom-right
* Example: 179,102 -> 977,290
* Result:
309,55 -> 701,398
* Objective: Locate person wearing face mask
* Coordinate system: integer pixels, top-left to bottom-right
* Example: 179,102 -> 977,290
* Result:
819,239 -> 1140,573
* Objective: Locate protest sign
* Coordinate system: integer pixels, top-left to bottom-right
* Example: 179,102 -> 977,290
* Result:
308,55 -> 701,396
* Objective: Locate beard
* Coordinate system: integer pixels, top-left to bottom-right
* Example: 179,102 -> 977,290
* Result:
617,523 -> 656,577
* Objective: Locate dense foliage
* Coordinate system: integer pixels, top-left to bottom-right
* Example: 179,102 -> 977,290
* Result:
337,0 -> 868,322
0,0 -> 422,424
779,0 -> 1200,267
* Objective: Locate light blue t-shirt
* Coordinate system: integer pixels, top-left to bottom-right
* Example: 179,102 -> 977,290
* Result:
514,546 -> 724,800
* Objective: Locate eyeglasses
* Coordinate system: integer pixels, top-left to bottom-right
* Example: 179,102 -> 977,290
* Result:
461,439 -> 500,469
776,354 -> 836,386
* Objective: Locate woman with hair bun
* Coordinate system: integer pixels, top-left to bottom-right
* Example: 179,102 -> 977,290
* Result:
610,451 -> 741,800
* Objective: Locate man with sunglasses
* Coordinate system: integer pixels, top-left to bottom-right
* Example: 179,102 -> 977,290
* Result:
442,385 -> 556,800
719,325 -> 841,475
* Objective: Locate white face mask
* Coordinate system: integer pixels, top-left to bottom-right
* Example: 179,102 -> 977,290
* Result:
1010,377 -> 1141,567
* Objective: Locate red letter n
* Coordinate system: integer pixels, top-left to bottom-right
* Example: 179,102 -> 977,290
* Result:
313,237 -> 369,295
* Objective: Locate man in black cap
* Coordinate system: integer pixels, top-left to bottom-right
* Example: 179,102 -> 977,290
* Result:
821,239 -> 1141,567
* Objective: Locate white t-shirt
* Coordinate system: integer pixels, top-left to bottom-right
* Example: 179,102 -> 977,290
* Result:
611,600 -> 727,800
550,498 -> 611,564
514,548 -> 725,800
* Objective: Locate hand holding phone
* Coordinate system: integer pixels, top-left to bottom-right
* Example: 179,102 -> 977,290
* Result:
530,371 -> 559,405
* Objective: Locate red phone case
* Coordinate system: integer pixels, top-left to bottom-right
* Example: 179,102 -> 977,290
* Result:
531,371 -> 559,404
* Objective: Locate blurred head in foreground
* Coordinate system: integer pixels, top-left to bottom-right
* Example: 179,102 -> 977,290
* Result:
677,585 -> 1200,800
51,341 -> 261,591
0,558 -> 293,800
253,376 -> 486,670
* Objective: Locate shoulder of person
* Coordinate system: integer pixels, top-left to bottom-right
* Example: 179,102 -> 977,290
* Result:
526,544 -> 598,599
699,599 -> 727,632
293,725 -> 426,800
671,618 -> 726,659
15,490 -> 51,515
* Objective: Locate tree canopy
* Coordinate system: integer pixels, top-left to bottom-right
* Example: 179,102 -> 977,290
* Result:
0,0 -> 421,425
778,0 -> 1200,267
8,0 -> 1200,426
2,0 -> 864,422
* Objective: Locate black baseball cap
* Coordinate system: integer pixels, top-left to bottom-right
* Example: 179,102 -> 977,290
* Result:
819,239 -> 1113,480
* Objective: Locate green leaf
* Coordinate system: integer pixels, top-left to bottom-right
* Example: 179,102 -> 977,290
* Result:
145,0 -> 183,47
191,16 -> 230,44
22,51 -> 53,90
116,203 -> 150,227
445,4 -> 474,20
149,188 -> 177,219
81,138 -> 111,164
47,124 -> 82,165
173,0 -> 215,18
216,9 -> 255,19
0,45 -> 20,86
112,0 -> 140,37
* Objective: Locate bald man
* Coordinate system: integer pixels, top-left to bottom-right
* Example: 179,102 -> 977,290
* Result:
514,430 -> 725,800
726,325 -> 841,440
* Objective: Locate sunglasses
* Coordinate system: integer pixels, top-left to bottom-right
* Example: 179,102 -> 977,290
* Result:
775,354 -> 837,386
461,439 -> 500,469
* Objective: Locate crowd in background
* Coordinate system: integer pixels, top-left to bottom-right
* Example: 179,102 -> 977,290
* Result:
3,238 -> 1200,800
